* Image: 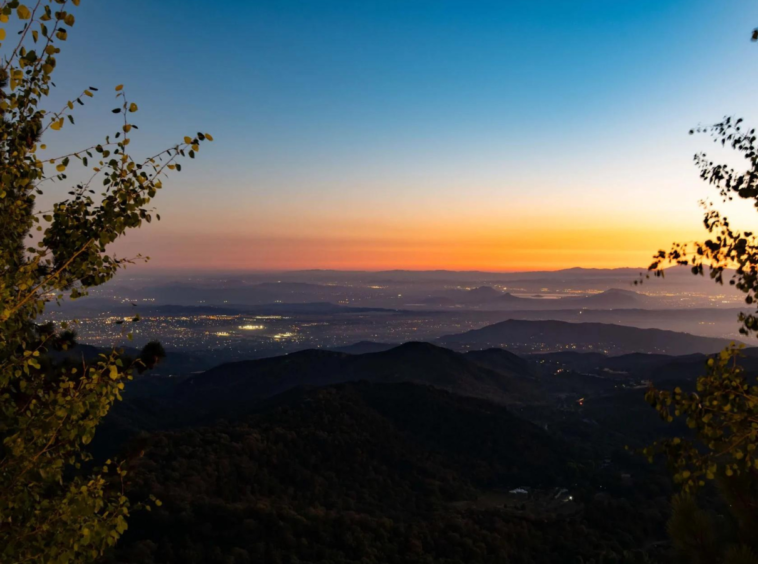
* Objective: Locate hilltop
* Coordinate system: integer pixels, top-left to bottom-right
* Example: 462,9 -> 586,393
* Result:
179,341 -> 541,412
438,319 -> 736,355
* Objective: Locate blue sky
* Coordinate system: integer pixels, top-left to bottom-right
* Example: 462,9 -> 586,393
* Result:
39,0 -> 758,270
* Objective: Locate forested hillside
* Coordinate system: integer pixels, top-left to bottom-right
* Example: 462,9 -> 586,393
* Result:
108,382 -> 671,564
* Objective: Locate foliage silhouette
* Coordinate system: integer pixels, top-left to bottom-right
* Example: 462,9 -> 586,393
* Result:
640,21 -> 758,564
0,2 -> 211,562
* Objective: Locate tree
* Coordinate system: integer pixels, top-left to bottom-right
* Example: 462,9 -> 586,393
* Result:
640,41 -> 758,490
0,2 -> 212,563
639,22 -> 758,564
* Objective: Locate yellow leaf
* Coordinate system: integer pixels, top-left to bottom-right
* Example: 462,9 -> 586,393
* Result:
0,29 -> 5,41
56,164 -> 65,172
183,136 -> 192,144
72,0 -> 80,5
128,102 -> 138,112
205,133 -> 214,141
67,101 -> 73,110
115,84 -> 123,91
109,365 -> 119,380
17,5 -> 31,20
0,15 -> 8,23
84,89 -> 93,97
50,119 -> 62,131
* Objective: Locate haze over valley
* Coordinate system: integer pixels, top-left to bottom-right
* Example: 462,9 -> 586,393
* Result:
49,266 -> 750,367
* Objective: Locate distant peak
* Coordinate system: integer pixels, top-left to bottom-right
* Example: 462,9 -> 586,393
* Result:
383,342 -> 460,358
602,288 -> 638,295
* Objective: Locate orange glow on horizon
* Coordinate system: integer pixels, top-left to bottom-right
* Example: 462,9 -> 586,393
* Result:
117,219 -> 705,272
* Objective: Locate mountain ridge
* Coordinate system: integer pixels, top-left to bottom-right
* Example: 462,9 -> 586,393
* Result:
438,318 -> 737,355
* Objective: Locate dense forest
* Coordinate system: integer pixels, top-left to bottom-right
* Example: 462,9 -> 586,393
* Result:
101,374 -> 676,563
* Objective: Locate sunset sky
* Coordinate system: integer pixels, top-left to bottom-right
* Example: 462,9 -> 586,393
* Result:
42,0 -> 758,271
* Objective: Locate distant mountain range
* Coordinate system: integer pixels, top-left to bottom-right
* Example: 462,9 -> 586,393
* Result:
419,287 -> 660,310
438,318 -> 736,355
217,265 -> 683,283
418,286 -> 511,306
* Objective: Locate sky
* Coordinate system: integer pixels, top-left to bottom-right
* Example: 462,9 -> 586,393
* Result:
36,0 -> 758,271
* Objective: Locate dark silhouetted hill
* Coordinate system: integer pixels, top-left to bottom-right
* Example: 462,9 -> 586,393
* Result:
439,319 -> 735,355
570,288 -> 653,309
180,342 -> 541,413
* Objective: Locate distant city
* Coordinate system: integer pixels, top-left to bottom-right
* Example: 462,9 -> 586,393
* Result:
44,266 -> 749,368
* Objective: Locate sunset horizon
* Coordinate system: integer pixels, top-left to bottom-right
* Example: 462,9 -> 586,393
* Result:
38,0 -> 758,273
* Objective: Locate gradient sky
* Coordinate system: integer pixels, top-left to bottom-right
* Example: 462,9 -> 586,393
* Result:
39,0 -> 758,271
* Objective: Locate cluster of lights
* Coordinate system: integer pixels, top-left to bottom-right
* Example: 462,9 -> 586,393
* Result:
272,332 -> 295,340
238,324 -> 264,330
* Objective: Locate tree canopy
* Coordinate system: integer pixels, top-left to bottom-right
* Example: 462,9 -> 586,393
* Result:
0,2 -> 211,562
638,23 -> 758,564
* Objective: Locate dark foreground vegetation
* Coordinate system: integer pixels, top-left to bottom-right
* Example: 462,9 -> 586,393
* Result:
90,342 -> 691,564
